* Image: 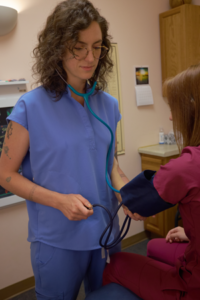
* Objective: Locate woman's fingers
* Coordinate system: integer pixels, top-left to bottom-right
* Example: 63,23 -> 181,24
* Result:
123,207 -> 146,221
166,227 -> 179,241
166,231 -> 182,243
77,194 -> 93,210
58,194 -> 93,221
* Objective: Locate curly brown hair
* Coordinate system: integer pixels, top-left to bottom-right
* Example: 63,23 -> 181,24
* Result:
164,63 -> 200,151
32,0 -> 113,100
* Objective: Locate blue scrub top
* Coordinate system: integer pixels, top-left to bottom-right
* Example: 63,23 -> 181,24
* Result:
7,86 -> 121,250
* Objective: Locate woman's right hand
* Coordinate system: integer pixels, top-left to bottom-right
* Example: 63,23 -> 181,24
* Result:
166,226 -> 189,243
57,194 -> 93,221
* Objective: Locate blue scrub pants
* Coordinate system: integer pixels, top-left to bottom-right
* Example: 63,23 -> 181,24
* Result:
31,242 -> 121,300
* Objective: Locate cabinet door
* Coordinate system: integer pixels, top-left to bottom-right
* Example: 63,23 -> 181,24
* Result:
141,153 -> 179,237
160,6 -> 185,86
144,213 -> 165,237
160,4 -> 200,91
141,154 -> 165,236
144,205 -> 178,237
185,5 -> 200,67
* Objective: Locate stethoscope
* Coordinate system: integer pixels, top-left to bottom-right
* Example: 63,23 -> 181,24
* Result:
56,70 -> 131,249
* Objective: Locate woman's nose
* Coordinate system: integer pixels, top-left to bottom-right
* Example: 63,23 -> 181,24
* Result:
85,49 -> 95,62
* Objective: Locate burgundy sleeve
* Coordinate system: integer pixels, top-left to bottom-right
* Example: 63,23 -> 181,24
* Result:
153,147 -> 198,205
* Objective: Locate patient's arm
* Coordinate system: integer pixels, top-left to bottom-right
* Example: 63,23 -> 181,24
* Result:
112,160 -> 172,220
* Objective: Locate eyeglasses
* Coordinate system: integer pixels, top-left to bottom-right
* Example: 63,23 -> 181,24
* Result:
72,45 -> 108,60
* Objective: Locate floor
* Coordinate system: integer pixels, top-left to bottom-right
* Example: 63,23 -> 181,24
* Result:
10,239 -> 149,300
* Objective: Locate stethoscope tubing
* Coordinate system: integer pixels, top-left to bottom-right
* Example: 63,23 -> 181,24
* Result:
68,82 -> 119,193
67,81 -> 132,249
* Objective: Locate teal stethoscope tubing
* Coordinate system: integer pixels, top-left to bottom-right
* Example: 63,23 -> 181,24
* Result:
68,81 -> 131,249
68,81 -> 119,193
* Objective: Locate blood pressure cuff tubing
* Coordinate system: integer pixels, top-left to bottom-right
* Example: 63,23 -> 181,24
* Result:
120,170 -> 175,217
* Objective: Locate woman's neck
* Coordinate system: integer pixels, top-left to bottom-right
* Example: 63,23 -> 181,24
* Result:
68,79 -> 87,106
70,90 -> 85,106
68,79 -> 86,94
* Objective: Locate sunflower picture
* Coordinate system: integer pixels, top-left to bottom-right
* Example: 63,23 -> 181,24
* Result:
135,67 -> 149,85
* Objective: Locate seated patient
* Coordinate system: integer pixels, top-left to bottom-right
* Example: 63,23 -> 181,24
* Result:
86,64 -> 200,300
85,227 -> 189,300
102,64 -> 200,300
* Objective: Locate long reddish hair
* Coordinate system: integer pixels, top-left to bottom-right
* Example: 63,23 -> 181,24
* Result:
164,63 -> 200,151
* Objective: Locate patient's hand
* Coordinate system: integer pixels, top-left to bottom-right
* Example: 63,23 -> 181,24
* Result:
123,205 -> 146,221
166,226 -> 189,243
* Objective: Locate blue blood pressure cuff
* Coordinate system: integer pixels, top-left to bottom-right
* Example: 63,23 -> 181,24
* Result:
120,170 -> 175,217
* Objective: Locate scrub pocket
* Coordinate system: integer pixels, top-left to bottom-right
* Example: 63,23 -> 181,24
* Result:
31,242 -> 85,300
37,242 -> 56,268
31,242 -> 64,299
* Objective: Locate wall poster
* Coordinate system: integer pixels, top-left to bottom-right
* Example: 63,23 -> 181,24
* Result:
0,107 -> 14,199
106,43 -> 125,155
0,82 -> 26,207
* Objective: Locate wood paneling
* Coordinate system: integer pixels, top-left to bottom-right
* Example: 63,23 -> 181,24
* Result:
160,4 -> 200,93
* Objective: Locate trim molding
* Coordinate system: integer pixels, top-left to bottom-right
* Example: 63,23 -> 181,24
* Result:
0,277 -> 35,300
121,231 -> 147,250
1,231 -> 147,299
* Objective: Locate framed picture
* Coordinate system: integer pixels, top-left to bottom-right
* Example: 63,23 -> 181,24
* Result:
135,67 -> 149,85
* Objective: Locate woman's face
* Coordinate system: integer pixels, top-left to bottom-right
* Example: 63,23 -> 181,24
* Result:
169,112 -> 173,121
62,21 -> 102,85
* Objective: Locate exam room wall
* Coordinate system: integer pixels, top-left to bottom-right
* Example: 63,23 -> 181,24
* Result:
1,0 -> 200,290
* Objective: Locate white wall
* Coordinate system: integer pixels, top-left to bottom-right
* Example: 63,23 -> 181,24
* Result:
0,0 -> 200,289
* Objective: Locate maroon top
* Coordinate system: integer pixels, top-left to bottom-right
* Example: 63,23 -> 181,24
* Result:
154,146 -> 200,297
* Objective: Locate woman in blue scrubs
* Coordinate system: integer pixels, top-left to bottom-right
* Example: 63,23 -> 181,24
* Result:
0,1 -> 129,299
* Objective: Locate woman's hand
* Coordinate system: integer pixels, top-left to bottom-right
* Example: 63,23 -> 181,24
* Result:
123,205 -> 146,221
57,194 -> 93,221
166,226 -> 189,243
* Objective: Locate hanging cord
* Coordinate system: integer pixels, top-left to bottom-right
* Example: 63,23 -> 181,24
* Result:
56,70 -> 131,249
93,203 -> 131,249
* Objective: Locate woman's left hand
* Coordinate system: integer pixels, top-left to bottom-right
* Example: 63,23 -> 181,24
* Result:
123,205 -> 146,221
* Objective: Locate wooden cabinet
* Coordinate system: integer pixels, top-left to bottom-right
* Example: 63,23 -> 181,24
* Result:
138,145 -> 180,237
159,4 -> 200,91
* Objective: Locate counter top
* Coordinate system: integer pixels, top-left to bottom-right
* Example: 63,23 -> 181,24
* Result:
138,144 -> 179,157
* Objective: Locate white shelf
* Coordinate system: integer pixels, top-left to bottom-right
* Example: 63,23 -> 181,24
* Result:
0,195 -> 25,208
0,81 -> 29,86
138,144 -> 179,157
